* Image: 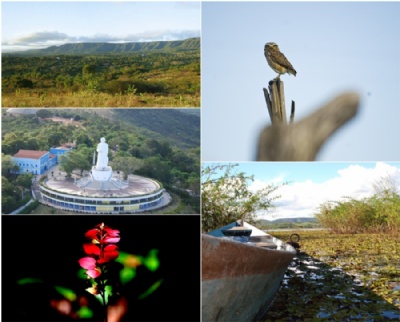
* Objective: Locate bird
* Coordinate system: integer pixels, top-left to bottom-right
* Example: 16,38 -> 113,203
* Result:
264,42 -> 297,79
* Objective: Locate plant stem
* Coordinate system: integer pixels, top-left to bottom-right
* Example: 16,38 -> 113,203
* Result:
100,280 -> 108,322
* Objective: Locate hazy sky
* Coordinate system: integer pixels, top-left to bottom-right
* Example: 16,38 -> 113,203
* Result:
201,2 -> 400,161
2,1 -> 201,52
202,162 -> 400,220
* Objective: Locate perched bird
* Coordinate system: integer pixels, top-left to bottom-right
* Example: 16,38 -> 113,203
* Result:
264,42 -> 297,79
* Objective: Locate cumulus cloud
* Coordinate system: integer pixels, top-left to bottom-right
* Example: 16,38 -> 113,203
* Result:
2,29 -> 200,52
253,162 -> 400,220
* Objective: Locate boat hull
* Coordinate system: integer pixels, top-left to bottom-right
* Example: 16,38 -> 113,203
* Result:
202,230 -> 295,321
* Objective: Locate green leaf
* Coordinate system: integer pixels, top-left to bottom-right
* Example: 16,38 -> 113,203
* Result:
76,306 -> 93,319
138,279 -> 163,299
120,267 -> 136,284
17,277 -> 43,285
77,267 -> 88,280
54,286 -> 77,302
143,249 -> 160,272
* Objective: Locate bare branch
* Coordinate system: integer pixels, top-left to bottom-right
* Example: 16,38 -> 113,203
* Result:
257,91 -> 360,161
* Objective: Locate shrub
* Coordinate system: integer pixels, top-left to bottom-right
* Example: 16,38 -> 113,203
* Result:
316,193 -> 400,233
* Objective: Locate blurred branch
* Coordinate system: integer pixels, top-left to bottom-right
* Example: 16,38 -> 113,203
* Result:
257,90 -> 360,161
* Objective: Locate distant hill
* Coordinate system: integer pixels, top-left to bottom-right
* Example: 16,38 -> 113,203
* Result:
6,37 -> 200,56
258,217 -> 320,229
114,109 -> 200,150
92,109 -> 200,150
260,217 -> 317,224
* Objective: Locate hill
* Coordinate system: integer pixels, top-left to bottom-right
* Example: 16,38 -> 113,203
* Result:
258,217 -> 320,230
6,37 -> 200,56
260,217 -> 317,224
94,109 -> 200,150
4,108 -> 200,151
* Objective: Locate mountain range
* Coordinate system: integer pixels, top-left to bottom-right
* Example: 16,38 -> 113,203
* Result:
260,217 -> 317,224
6,37 -> 200,56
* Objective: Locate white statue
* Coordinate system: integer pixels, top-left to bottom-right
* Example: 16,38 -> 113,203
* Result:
96,137 -> 109,169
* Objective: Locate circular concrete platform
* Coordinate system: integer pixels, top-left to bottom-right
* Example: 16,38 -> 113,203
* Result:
39,173 -> 170,214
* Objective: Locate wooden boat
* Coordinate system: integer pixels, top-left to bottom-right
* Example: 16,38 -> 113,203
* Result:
202,220 -> 296,321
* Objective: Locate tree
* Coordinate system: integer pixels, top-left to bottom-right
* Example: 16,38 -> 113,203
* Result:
187,173 -> 200,196
75,133 -> 93,147
59,154 -> 75,177
201,164 -> 284,232
36,109 -> 53,118
15,78 -> 33,89
16,173 -> 34,189
111,156 -> 143,180
2,176 -> 19,213
142,139 -> 163,157
82,64 -> 97,76
59,148 -> 92,177
47,132 -> 62,147
2,154 -> 19,179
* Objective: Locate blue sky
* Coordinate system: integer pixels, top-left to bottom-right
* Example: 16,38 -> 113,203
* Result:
202,162 -> 400,219
2,1 -> 200,52
201,2 -> 400,161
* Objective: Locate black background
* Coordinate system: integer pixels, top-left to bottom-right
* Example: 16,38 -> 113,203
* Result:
1,215 -> 200,321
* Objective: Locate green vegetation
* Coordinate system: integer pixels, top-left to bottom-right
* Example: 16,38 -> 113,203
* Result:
1,109 -> 200,214
1,154 -> 34,213
201,164 -> 284,232
265,230 -> 400,320
17,200 -> 40,214
2,40 -> 200,107
315,177 -> 400,234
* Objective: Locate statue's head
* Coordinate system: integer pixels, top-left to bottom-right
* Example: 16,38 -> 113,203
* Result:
100,137 -> 106,143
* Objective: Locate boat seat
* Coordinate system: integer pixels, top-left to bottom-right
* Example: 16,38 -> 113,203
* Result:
248,236 -> 277,249
253,241 -> 278,249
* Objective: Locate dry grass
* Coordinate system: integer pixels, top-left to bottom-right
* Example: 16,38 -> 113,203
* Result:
2,90 -> 200,108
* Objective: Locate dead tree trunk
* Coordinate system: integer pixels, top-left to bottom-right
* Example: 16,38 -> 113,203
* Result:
258,79 -> 360,161
263,79 -> 291,125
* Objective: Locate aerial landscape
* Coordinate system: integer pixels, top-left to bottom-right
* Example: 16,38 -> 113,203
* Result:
2,108 -> 200,215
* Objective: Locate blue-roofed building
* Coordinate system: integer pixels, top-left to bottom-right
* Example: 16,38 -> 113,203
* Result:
49,142 -> 75,162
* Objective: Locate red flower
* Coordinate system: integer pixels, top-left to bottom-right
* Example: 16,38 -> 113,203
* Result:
98,244 -> 119,264
79,223 -> 120,279
83,243 -> 100,256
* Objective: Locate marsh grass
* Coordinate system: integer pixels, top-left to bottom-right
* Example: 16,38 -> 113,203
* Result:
265,230 -> 400,321
315,191 -> 400,234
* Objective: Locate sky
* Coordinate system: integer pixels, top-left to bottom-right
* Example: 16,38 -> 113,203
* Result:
1,1 -> 201,52
202,162 -> 400,220
201,2 -> 400,161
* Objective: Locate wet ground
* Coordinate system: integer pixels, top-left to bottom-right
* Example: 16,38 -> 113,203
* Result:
264,230 -> 400,321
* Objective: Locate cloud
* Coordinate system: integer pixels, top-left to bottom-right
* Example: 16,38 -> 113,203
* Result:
15,31 -> 71,43
2,29 -> 200,52
254,162 -> 400,220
